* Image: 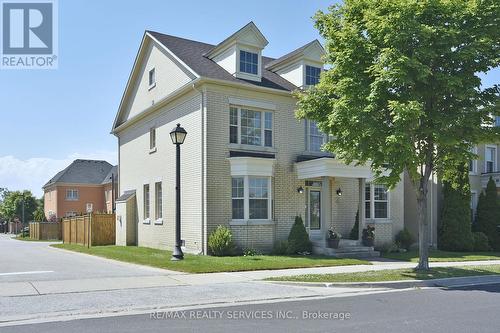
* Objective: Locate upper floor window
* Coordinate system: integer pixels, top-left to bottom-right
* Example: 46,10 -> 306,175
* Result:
148,68 -> 156,88
306,120 -> 331,152
65,189 -> 79,201
229,106 -> 272,147
485,146 -> 496,173
150,127 -> 156,151
496,116 -> 500,127
305,65 -> 321,85
365,184 -> 389,219
239,50 -> 258,75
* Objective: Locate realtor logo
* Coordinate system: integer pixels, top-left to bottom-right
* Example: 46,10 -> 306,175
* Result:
1,0 -> 58,69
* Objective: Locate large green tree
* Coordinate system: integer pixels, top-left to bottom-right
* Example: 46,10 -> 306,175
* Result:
297,0 -> 499,270
0,190 -> 38,224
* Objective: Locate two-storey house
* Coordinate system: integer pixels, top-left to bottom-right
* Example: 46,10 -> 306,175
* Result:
112,22 -> 406,255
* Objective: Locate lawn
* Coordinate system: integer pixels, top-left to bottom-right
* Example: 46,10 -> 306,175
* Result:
382,250 -> 500,262
51,244 -> 370,273
265,265 -> 500,283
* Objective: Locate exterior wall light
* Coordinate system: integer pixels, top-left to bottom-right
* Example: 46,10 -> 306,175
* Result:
336,188 -> 343,196
297,186 -> 304,194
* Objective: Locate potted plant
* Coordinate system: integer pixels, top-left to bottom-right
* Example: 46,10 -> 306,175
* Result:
362,225 -> 375,247
327,228 -> 341,248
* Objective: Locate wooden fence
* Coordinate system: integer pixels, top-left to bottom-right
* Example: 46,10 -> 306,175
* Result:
62,213 -> 115,247
29,222 -> 61,240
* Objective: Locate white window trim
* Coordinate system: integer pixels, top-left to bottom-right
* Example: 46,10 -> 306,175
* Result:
154,182 -> 163,221
149,127 -> 157,153
235,45 -> 262,81
469,146 -> 478,175
148,67 -> 156,90
143,184 -> 150,222
365,183 -> 390,221
230,106 -> 273,148
485,145 -> 497,173
231,175 -> 272,223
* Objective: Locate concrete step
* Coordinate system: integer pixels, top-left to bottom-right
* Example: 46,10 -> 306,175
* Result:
339,239 -> 360,247
312,245 -> 380,258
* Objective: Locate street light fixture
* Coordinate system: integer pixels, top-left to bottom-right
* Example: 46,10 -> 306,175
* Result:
170,123 -> 187,261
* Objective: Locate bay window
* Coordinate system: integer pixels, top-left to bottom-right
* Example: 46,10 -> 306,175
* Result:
229,106 -> 272,147
231,176 -> 271,220
365,183 -> 389,219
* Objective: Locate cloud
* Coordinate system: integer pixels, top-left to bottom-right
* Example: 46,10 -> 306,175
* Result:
0,151 -> 117,198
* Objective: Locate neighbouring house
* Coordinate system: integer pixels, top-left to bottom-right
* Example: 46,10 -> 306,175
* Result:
43,160 -> 118,220
112,22 -> 408,256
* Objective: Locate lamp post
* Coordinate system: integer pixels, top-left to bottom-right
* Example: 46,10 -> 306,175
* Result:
170,123 -> 187,261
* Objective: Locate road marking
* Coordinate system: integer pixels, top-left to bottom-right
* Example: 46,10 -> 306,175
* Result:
0,271 -> 54,276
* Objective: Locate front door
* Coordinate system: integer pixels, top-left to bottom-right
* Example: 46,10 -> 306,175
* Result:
308,189 -> 321,239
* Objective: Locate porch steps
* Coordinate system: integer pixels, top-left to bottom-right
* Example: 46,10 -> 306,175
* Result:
311,239 -> 380,258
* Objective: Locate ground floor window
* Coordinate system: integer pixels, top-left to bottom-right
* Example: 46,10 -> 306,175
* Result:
231,176 -> 271,220
365,183 -> 389,219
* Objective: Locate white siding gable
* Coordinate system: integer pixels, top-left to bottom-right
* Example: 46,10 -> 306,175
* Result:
121,40 -> 195,123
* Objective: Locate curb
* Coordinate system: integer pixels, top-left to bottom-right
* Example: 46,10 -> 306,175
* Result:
266,274 -> 500,289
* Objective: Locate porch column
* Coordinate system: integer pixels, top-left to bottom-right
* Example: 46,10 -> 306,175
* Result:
358,177 -> 366,241
321,176 -> 331,245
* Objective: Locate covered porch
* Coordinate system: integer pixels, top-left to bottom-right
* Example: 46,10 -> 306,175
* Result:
295,157 -> 380,258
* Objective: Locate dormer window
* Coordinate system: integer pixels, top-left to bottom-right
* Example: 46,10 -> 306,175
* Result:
305,65 -> 321,86
239,50 -> 258,75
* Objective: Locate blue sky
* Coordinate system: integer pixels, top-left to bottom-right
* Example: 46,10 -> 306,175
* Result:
0,0 -> 498,197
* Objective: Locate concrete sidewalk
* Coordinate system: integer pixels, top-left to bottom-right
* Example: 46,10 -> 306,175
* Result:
2,258 -> 500,297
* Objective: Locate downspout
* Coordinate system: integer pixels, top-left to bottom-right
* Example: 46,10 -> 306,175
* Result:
192,83 -> 206,254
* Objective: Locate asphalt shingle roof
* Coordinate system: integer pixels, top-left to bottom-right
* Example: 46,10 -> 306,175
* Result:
265,40 -> 318,69
147,31 -> 298,92
43,160 -> 115,189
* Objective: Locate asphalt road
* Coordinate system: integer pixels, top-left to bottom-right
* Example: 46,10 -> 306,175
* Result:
5,283 -> 500,333
0,234 -> 166,282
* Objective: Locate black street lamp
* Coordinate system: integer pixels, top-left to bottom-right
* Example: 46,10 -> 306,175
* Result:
170,123 -> 187,261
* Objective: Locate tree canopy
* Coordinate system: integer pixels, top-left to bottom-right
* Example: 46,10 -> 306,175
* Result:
297,0 -> 499,269
0,190 -> 38,223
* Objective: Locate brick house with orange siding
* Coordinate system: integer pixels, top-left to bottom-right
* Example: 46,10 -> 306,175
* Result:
43,160 -> 117,220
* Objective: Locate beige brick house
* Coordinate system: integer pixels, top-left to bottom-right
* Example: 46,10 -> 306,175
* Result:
112,22 -> 406,255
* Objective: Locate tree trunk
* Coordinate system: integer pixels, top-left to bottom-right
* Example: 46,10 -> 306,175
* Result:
415,170 -> 431,271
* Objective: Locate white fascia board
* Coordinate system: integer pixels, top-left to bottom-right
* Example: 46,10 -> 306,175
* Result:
228,157 -> 275,177
296,158 -> 374,179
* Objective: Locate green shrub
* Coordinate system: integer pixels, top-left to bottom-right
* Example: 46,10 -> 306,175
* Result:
243,248 -> 259,256
395,228 -> 414,250
208,225 -> 235,256
349,210 -> 359,240
439,179 -> 474,252
473,232 -> 491,252
272,240 -> 289,255
476,177 -> 500,250
287,216 -> 312,254
375,242 -> 398,254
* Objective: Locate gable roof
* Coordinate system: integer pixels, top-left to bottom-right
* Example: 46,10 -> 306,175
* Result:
43,160 -> 114,189
204,21 -> 268,59
146,31 -> 297,92
265,40 -> 325,71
